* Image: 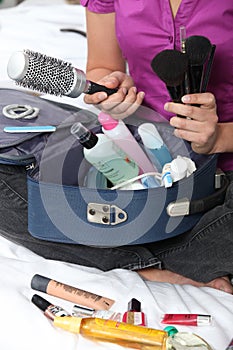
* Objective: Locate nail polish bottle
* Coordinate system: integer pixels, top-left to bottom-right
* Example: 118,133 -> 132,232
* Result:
122,298 -> 146,326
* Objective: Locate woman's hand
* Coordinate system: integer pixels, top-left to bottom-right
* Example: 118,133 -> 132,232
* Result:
166,93 -> 219,154
83,71 -> 145,119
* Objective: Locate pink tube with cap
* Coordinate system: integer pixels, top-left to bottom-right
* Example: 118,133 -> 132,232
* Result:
98,112 -> 156,174
161,313 -> 212,326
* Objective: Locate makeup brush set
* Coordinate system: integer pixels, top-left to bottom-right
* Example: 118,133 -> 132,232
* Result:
151,35 -> 216,106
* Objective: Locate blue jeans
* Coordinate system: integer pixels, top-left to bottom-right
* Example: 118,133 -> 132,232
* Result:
0,163 -> 233,283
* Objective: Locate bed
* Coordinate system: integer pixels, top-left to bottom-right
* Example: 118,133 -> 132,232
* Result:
0,1 -> 232,349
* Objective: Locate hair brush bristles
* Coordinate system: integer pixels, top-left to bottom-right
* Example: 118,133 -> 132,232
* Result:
8,49 -> 118,98
151,49 -> 189,86
20,49 -> 74,96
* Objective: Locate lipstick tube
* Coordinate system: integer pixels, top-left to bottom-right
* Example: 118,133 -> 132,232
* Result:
161,313 -> 212,326
122,298 -> 146,326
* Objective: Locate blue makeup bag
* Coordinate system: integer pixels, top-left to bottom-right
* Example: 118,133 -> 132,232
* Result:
0,89 -> 228,247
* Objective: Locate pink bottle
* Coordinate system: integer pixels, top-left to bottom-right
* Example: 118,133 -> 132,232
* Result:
98,112 -> 156,174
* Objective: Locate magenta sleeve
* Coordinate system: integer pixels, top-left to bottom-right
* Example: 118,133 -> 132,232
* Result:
80,0 -> 115,13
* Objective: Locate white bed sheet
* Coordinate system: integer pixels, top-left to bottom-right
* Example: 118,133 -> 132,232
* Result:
0,2 -> 232,350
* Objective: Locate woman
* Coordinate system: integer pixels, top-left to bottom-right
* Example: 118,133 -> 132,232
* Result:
79,0 -> 233,292
1,0 -> 232,293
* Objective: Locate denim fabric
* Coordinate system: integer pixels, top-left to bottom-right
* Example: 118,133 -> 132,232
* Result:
0,163 -> 233,283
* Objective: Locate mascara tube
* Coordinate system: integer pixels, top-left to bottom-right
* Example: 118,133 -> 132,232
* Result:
31,294 -> 70,320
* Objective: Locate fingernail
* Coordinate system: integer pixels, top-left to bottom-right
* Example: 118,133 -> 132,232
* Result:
97,92 -> 107,100
122,87 -> 128,94
139,91 -> 145,99
164,102 -> 169,111
182,95 -> 191,103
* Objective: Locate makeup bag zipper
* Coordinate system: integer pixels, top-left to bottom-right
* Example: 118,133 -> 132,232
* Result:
0,154 -> 36,166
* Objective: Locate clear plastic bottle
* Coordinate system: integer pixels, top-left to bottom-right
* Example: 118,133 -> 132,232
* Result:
138,123 -> 173,172
166,333 -> 212,350
70,122 -> 139,186
53,317 -> 212,350
54,316 -> 168,349
98,112 -> 156,174
164,326 -> 213,350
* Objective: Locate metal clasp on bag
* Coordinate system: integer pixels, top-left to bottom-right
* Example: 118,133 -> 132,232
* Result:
166,198 -> 190,217
87,203 -> 127,225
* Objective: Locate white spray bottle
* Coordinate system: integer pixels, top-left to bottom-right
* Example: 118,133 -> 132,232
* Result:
70,122 -> 139,186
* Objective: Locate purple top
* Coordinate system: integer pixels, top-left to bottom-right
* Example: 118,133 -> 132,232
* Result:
81,0 -> 233,171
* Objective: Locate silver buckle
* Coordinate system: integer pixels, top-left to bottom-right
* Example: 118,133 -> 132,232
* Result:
87,203 -> 127,225
166,198 -> 190,217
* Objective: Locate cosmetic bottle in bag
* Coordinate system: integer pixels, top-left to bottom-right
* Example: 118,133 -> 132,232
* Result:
98,112 -> 156,174
138,123 -> 173,172
71,122 -> 139,186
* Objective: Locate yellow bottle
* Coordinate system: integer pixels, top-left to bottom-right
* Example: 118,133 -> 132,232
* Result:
54,316 -> 168,349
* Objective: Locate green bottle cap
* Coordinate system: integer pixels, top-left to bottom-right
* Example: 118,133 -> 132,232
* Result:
164,326 -> 179,337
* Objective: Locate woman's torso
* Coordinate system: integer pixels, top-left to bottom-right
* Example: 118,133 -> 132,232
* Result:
81,0 -> 233,170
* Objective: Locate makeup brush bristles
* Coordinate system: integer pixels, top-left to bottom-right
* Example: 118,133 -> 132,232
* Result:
184,35 -> 213,93
151,49 -> 189,87
185,35 -> 212,66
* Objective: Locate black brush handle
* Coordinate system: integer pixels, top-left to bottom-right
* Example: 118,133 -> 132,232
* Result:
201,45 -> 216,92
167,84 -> 186,118
188,65 -> 204,94
166,85 -> 184,103
86,81 -> 118,96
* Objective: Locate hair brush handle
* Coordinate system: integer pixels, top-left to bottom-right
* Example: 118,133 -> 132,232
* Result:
86,81 -> 118,96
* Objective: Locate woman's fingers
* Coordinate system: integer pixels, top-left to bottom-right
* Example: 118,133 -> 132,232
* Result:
167,93 -> 219,153
101,87 -> 145,119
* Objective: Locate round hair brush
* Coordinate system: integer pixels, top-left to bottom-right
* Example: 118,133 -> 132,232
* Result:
7,49 -> 118,98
